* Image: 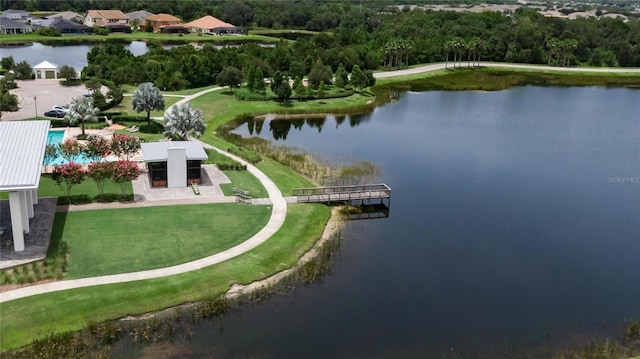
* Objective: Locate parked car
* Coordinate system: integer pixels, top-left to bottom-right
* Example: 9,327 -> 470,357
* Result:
52,105 -> 68,112
44,109 -> 65,118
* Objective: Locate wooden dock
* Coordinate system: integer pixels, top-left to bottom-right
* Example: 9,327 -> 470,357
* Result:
292,184 -> 391,206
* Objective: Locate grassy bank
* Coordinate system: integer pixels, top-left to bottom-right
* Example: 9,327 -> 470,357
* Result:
0,203 -> 330,350
374,67 -> 640,92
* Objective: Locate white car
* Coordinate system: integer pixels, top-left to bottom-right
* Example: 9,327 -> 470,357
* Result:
52,105 -> 69,113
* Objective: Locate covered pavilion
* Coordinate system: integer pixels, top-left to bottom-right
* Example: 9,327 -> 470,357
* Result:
0,121 -> 50,252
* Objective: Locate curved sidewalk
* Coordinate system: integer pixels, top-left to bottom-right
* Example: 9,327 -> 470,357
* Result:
0,146 -> 287,303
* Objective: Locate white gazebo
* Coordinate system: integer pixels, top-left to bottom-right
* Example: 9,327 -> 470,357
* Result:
0,121 -> 50,252
34,60 -> 59,79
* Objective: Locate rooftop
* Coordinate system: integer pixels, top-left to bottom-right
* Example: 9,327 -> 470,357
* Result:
141,141 -> 208,162
0,121 -> 51,191
184,15 -> 236,29
145,13 -> 182,23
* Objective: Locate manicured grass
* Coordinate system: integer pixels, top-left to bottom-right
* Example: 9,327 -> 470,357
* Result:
220,170 -> 268,198
106,96 -> 181,117
54,203 -> 271,278
37,174 -> 133,204
0,203 -> 330,351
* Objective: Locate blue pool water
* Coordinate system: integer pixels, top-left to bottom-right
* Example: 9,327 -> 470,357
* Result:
44,130 -> 93,165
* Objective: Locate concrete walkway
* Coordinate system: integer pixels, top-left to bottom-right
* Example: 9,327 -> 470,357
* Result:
0,142 -> 287,303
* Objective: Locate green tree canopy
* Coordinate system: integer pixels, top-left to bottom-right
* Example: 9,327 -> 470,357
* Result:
63,96 -> 100,137
163,103 -> 206,141
132,82 -> 165,126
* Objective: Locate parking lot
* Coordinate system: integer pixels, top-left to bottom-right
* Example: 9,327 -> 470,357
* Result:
2,79 -> 89,121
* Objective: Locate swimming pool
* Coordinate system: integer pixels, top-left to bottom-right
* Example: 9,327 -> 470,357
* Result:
44,130 -> 93,165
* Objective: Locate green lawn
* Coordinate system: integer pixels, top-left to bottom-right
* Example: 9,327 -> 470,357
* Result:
220,170 -> 268,198
37,174 -> 133,204
0,203 -> 330,350
54,203 -> 271,278
106,96 -> 181,117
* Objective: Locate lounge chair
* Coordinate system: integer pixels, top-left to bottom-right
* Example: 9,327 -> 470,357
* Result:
127,126 -> 139,133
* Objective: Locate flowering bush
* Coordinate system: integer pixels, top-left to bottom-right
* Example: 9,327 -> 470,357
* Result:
87,161 -> 114,200
111,160 -> 140,199
84,135 -> 111,162
58,139 -> 84,163
43,144 -> 59,166
110,134 -> 141,161
52,162 -> 86,202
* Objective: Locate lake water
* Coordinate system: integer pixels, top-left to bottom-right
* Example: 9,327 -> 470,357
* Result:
1,41 -> 151,72
115,86 -> 640,358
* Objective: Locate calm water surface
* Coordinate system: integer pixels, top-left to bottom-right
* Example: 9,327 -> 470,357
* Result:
119,86 -> 640,358
1,41 -> 150,71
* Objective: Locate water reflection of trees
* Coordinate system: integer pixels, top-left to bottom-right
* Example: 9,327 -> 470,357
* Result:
260,114 -> 371,140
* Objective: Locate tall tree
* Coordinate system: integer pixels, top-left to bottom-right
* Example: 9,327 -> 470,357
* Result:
254,67 -> 266,94
13,61 -> 32,80
216,66 -> 243,93
163,103 -> 206,141
59,65 -> 77,84
246,66 -> 256,92
63,96 -> 100,138
132,82 -> 165,126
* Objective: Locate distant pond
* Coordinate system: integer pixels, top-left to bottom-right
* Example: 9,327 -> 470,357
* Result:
112,86 -> 640,358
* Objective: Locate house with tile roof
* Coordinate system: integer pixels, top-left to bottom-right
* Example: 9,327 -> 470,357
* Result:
184,15 -> 244,35
84,9 -> 128,27
143,13 -> 183,33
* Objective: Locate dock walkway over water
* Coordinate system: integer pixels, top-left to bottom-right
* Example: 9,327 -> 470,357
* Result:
292,184 -> 391,206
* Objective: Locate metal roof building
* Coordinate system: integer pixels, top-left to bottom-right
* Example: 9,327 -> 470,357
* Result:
0,120 -> 50,251
141,141 -> 207,188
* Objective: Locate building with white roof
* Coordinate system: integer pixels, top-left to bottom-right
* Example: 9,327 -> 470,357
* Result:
141,141 -> 208,188
34,61 -> 60,79
0,120 -> 50,252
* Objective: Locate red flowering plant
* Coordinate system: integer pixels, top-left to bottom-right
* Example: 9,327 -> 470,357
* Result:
84,135 -> 111,162
52,162 -> 86,203
110,134 -> 141,161
58,139 -> 84,163
87,161 -> 114,201
110,160 -> 140,200
43,144 -> 59,166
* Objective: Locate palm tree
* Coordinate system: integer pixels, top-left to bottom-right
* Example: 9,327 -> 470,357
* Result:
163,103 -> 206,141
132,82 -> 165,126
63,96 -> 100,138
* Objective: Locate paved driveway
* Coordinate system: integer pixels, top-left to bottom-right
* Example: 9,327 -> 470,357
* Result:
2,79 -> 88,121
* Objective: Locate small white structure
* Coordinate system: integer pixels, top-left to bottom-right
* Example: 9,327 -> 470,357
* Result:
34,61 -> 59,80
0,121 -> 50,252
141,141 -> 207,188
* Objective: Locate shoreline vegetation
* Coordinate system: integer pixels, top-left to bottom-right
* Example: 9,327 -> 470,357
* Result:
2,66 -> 640,357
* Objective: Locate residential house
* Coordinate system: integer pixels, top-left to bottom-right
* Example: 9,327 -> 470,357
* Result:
143,13 -> 182,32
35,17 -> 91,34
126,10 -> 154,29
1,9 -> 30,22
46,11 -> 84,23
84,10 -> 129,32
0,18 -> 32,34
184,15 -> 244,35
